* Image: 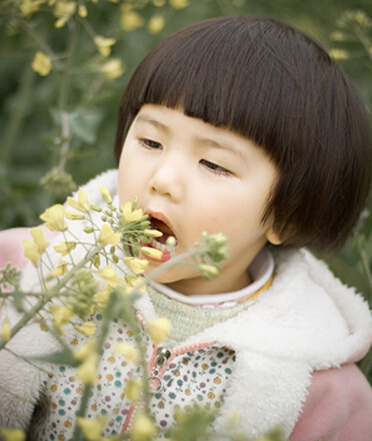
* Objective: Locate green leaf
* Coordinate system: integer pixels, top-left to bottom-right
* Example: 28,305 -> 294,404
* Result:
32,348 -> 79,367
69,108 -> 105,144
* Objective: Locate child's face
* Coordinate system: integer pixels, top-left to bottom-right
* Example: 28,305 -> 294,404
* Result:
118,104 -> 279,295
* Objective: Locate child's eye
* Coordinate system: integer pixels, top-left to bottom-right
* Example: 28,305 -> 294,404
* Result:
200,159 -> 231,176
139,139 -> 162,150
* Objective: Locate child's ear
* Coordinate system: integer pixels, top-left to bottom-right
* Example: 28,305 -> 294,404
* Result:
265,226 -> 283,245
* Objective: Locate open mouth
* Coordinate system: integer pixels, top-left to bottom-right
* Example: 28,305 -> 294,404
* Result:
143,215 -> 178,261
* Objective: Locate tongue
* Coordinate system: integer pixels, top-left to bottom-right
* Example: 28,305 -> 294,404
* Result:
150,219 -> 174,244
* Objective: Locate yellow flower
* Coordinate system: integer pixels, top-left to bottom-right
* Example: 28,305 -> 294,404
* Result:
76,352 -> 99,384
67,189 -> 90,213
114,342 -> 138,361
0,428 -> 26,441
30,227 -> 51,254
48,258 -> 69,278
54,241 -> 76,256
152,0 -> 165,6
125,274 -> 146,293
49,304 -> 74,327
121,11 -> 144,32
65,210 -> 85,220
40,204 -> 68,232
77,415 -> 107,441
147,14 -> 165,34
78,4 -> 87,16
141,246 -> 163,260
21,239 -> 41,267
93,284 -> 112,310
122,202 -> 143,223
74,321 -> 97,337
144,229 -> 163,238
1,318 -> 11,341
20,0 -> 45,17
98,224 -> 121,246
169,0 -> 189,9
53,0 -> 76,28
131,412 -> 157,441
124,257 -> 149,275
31,51 -> 52,76
99,186 -> 113,204
97,265 -> 125,286
125,378 -> 143,401
73,338 -> 97,361
101,58 -> 124,79
329,48 -> 349,60
146,318 -> 171,344
94,36 -> 117,57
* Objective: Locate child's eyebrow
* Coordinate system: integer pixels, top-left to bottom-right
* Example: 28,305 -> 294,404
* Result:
135,114 -> 170,134
196,137 -> 249,163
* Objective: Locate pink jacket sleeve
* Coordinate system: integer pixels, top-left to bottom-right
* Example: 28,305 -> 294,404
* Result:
0,227 -> 32,270
289,363 -> 372,441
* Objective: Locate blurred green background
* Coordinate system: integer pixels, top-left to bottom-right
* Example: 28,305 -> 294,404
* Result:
1,0 -> 372,378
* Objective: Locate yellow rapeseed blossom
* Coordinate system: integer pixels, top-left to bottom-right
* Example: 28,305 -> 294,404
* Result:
152,0 -> 165,6
144,229 -> 163,238
97,265 -> 123,286
114,342 -> 138,361
131,412 -> 157,441
53,0 -> 77,28
0,428 -> 26,441
125,378 -> 143,401
73,338 -> 97,361
93,284 -> 112,310
67,189 -> 90,213
54,241 -> 76,256
146,318 -> 171,344
125,274 -> 146,293
77,415 -> 107,441
40,204 -> 68,232
122,201 -> 143,223
101,58 -> 124,79
147,14 -> 165,34
65,210 -> 85,220
49,304 -> 74,327
141,246 -> 163,260
124,257 -> 149,275
21,239 -> 41,267
169,0 -> 189,9
31,51 -> 52,76
74,321 -> 97,337
100,186 -> 113,204
121,11 -> 144,32
329,48 -> 349,60
30,227 -> 51,254
94,36 -> 117,57
76,352 -> 99,384
98,224 -> 121,246
1,318 -> 11,341
78,4 -> 87,17
49,258 -> 69,278
20,0 -> 45,17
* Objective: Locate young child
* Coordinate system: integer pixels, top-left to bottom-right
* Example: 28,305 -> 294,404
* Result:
1,15 -> 372,441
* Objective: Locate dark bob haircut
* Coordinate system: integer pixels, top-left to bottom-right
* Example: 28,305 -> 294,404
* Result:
115,15 -> 371,251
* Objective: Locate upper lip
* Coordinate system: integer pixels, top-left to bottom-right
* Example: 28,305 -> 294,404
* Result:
145,209 -> 177,239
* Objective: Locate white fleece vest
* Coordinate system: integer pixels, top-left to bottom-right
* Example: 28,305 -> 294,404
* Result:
1,169 -> 371,439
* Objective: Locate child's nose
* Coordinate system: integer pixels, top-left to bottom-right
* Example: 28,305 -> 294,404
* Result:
148,154 -> 185,201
